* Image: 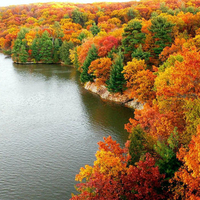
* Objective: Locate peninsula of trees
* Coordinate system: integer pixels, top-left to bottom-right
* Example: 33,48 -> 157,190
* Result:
1,0 -> 200,199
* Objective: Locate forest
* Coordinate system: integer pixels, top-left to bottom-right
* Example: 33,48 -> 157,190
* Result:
0,0 -> 200,199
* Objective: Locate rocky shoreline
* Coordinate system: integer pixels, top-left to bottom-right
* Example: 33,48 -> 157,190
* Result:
10,56 -> 143,110
84,81 -> 143,110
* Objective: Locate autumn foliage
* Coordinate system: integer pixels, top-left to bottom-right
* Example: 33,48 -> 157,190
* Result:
123,58 -> 156,103
71,136 -> 166,200
1,0 -> 200,198
88,57 -> 112,85
171,125 -> 200,199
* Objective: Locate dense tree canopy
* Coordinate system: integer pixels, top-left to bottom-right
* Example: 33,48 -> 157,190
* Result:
1,0 -> 200,198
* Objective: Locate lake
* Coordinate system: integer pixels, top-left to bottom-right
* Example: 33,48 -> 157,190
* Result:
0,53 -> 133,199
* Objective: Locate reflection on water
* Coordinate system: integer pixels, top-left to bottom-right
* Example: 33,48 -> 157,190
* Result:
0,54 -> 133,200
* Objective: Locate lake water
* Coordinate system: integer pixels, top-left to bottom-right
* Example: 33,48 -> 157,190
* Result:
0,53 -> 133,199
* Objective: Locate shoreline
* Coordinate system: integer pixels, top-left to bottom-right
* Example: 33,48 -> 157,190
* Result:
84,81 -> 143,110
7,54 -> 143,110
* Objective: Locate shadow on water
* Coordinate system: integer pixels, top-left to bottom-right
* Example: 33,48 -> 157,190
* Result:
79,89 -> 134,144
13,62 -> 134,145
0,60 -> 135,199
13,63 -> 77,81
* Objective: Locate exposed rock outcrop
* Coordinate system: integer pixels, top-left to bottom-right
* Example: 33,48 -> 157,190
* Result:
84,81 -> 143,110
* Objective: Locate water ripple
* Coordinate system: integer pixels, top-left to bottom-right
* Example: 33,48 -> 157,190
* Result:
0,54 -> 132,200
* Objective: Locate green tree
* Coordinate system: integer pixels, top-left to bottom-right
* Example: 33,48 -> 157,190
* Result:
122,19 -> 145,62
17,28 -> 29,40
12,28 -> 29,62
90,22 -> 100,36
12,39 -> 22,62
74,47 -> 80,70
132,44 -> 150,62
181,5 -> 200,14
19,44 -> 29,63
53,38 -> 61,63
154,128 -> 181,179
39,31 -> 53,63
127,125 -> 156,167
128,128 -> 145,166
80,44 -> 98,83
51,21 -> 64,40
184,98 -> 200,143
106,50 -> 126,93
149,16 -> 174,57
159,2 -> 170,13
127,8 -> 138,21
60,41 -> 74,65
77,32 -> 87,42
107,47 -> 118,60
71,9 -> 87,27
31,36 -> 41,62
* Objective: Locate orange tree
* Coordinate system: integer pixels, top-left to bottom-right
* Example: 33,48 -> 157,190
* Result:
88,57 -> 112,85
171,125 -> 200,200
123,58 -> 156,103
71,136 -> 166,200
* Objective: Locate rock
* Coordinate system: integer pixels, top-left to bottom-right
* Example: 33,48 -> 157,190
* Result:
84,81 -> 143,110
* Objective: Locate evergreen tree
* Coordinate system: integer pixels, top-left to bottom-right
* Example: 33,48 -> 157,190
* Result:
12,28 -> 30,62
128,126 -> 147,166
74,47 -> 80,70
122,19 -> 145,62
159,2 -> 170,13
80,44 -> 98,83
107,47 -> 118,60
60,41 -> 74,65
154,128 -> 181,179
132,44 -> 150,61
53,38 -> 60,63
90,22 -> 100,36
71,8 -> 87,27
127,8 -> 138,21
106,50 -> 126,93
51,21 -> 64,40
127,126 -> 156,166
12,39 -> 22,62
77,32 -> 87,42
40,31 -> 53,63
19,44 -> 29,63
31,35 -> 41,62
17,28 -> 29,40
149,16 -> 174,57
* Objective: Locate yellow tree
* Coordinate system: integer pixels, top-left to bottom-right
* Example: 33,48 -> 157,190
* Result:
25,30 -> 37,47
61,22 -> 82,41
0,37 -> 5,49
123,58 -> 156,103
131,69 -> 156,103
